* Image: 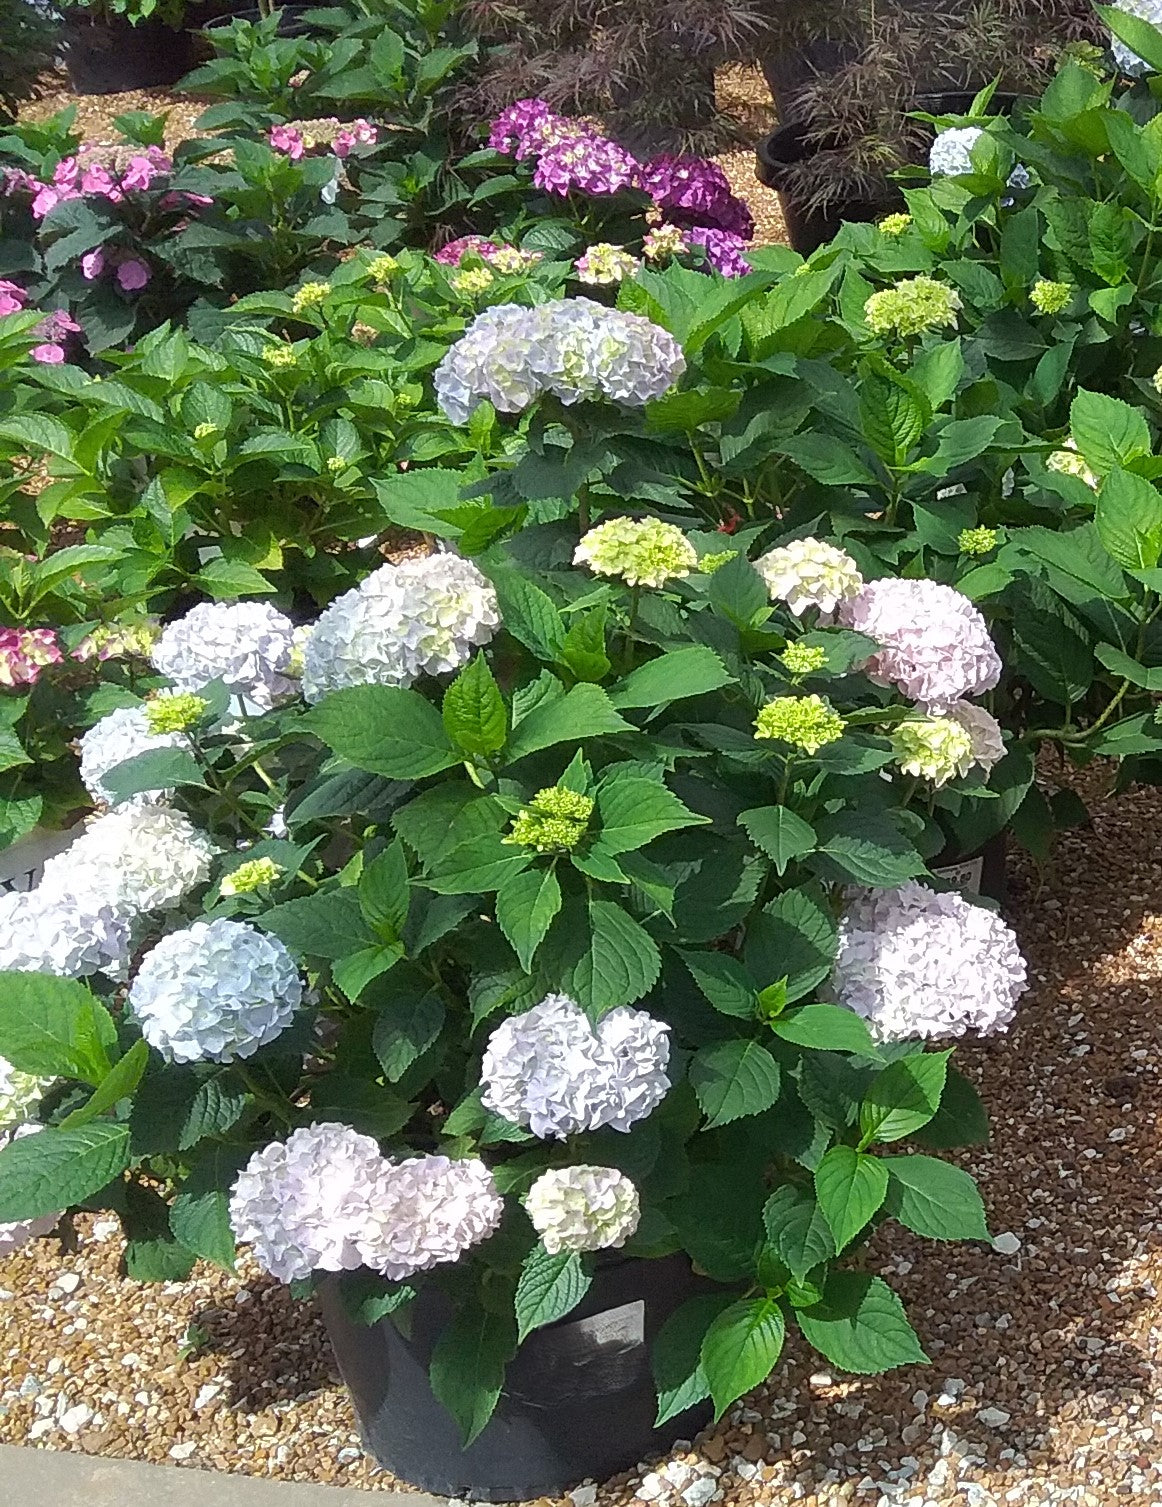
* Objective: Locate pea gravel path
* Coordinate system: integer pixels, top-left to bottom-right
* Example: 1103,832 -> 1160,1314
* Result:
2,764 -> 1161,1506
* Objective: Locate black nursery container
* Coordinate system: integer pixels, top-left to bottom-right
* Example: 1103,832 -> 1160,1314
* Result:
320,1253 -> 714,1502
61,12 -> 196,93
930,831 -> 1008,906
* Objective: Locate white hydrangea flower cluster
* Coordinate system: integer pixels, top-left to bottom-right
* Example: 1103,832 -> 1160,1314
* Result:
480,994 -> 671,1139
830,880 -> 1028,1041
1107,0 -> 1162,76
0,887 -> 131,981
525,1165 -> 640,1254
434,298 -> 686,425
838,577 -> 1002,708
40,805 -> 216,919
128,918 -> 303,1064
0,1056 -> 50,1127
152,601 -> 298,712
361,1155 -> 505,1281
0,1124 -> 59,1257
755,538 -> 864,618
77,702 -> 188,807
229,1123 -> 503,1283
946,699 -> 1006,772
301,554 -> 500,702
928,126 -> 1030,191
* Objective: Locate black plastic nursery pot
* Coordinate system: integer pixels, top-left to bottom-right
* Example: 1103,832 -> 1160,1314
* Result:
61,11 -> 197,94
930,831 -> 1008,907
203,3 -> 321,36
755,91 -> 1015,255
320,1252 -> 714,1502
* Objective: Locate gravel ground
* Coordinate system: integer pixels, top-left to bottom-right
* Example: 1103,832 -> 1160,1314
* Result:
3,764 -> 1162,1507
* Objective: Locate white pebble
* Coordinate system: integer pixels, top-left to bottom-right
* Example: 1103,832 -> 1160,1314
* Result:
26,1418 -> 55,1441
681,1479 -> 720,1507
55,1273 -> 81,1294
977,1407 -> 1011,1428
58,1404 -> 92,1436
169,1442 -> 197,1461
991,1232 -> 1021,1255
571,1487 -> 598,1507
194,1383 -> 222,1410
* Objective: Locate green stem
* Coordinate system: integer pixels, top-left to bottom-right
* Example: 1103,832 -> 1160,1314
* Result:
621,586 -> 641,673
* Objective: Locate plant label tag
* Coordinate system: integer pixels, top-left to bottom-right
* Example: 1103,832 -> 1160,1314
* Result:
930,855 -> 984,894
571,1299 -> 645,1352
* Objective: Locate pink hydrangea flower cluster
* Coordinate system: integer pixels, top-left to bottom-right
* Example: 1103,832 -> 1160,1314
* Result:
29,148 -> 174,220
532,132 -> 640,197
838,577 -> 1003,707
0,627 -> 62,687
269,124 -> 305,160
435,234 -> 501,266
334,118 -> 377,156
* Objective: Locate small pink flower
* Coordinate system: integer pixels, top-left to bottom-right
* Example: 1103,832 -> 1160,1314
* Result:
81,248 -> 106,281
269,125 -> 305,160
335,117 -> 377,156
120,155 -> 157,192
333,131 -> 355,158
31,185 -> 61,220
184,191 -> 214,207
0,280 -> 26,317
0,628 -> 63,687
53,157 -> 79,190
80,162 -> 118,197
31,343 -> 65,364
115,258 -> 151,292
2,168 -> 40,197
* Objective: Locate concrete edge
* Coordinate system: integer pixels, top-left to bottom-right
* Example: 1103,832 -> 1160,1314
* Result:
0,1443 -> 449,1506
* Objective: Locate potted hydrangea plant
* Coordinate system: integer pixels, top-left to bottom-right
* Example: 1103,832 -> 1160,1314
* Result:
0,295 -> 1029,1500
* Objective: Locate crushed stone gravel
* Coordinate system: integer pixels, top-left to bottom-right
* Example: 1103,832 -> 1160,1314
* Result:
2,763 -> 1162,1507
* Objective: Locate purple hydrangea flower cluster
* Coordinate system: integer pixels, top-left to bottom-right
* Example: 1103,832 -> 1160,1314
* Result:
486,98 -> 754,274
636,154 -> 755,239
435,234 -> 501,266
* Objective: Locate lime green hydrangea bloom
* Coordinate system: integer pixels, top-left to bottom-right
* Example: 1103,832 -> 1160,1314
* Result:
781,642 -> 828,676
263,344 -> 298,369
878,213 -> 912,237
221,857 -> 284,896
145,693 -> 209,735
1152,366 -> 1162,397
754,695 -> 845,754
291,281 -> 330,315
958,526 -> 999,557
1030,279 -> 1071,315
574,517 -> 698,589
864,276 -> 962,338
326,456 -> 346,475
367,254 -> 399,284
451,267 -> 495,297
504,787 -> 594,853
698,550 -> 737,574
1046,439 -> 1098,490
890,715 -> 974,787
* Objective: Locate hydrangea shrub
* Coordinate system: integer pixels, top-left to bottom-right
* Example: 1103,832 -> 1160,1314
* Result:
0,520 -> 1028,1440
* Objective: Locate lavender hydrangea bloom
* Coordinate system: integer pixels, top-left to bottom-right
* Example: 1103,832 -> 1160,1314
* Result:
838,577 -> 1002,707
152,601 -> 298,713
78,703 -> 187,807
638,155 -> 755,240
685,227 -> 751,278
489,98 -> 562,158
301,553 -> 500,702
435,298 -> 685,425
929,125 -> 1029,192
230,1123 -> 393,1282
0,1125 -> 59,1256
231,1129 -> 503,1283
40,805 -> 215,919
480,993 -> 671,1139
946,699 -> 1006,772
533,132 -> 639,198
830,881 -> 1028,1041
0,888 -> 131,981
360,1155 -> 504,1280
129,918 -> 303,1064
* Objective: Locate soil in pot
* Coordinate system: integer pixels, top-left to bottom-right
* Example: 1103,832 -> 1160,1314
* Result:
61,12 -> 197,94
320,1252 -> 715,1502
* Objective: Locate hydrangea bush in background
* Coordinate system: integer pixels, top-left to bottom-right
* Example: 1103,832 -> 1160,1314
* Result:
0,520 -> 1028,1437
